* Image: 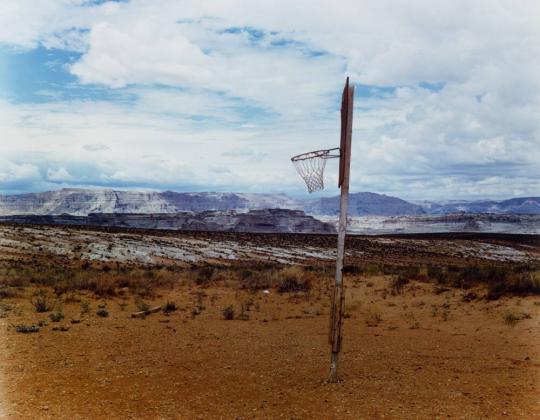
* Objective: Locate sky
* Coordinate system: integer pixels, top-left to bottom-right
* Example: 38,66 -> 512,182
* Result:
0,0 -> 539,200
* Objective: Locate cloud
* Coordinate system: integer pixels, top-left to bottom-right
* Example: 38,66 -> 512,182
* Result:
83,143 -> 109,151
68,14 -> 341,116
46,167 -> 74,182
0,0 -> 539,199
0,161 -> 43,193
0,161 -> 40,183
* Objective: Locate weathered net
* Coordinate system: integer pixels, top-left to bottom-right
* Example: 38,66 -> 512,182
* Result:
291,149 -> 339,193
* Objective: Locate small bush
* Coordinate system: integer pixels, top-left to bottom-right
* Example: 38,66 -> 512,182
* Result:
0,287 -> 19,299
96,308 -> 109,318
80,301 -> 91,314
365,310 -> 382,327
0,302 -> 14,318
277,276 -> 311,293
196,266 -> 215,286
342,265 -> 362,275
52,325 -> 70,332
49,311 -> 64,322
237,300 -> 252,320
405,312 -> 420,329
137,301 -> 150,312
91,276 -> 116,297
222,305 -> 235,320
502,310 -> 521,326
30,291 -> 54,313
486,281 -> 506,300
14,324 -> 40,334
163,301 -> 178,314
428,266 -> 448,284
390,275 -> 409,295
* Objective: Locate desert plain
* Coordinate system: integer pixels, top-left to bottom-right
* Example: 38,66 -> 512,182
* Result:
0,223 -> 539,419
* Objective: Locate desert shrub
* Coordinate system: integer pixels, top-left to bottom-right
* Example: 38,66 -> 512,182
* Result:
356,263 -> 383,276
428,266 -> 448,284
277,267 -> 312,293
52,325 -> 70,332
54,282 -> 71,297
96,308 -> 109,318
365,310 -> 382,327
502,310 -> 522,326
14,324 -> 40,334
163,301 -> 178,314
390,275 -> 409,295
342,265 -> 362,275
237,267 -> 274,291
383,265 -> 421,279
0,302 -> 14,318
49,311 -> 64,322
242,298 -> 254,312
0,287 -> 19,299
136,301 -> 150,312
239,269 -> 253,280
196,266 -> 215,286
236,299 -> 253,321
237,306 -> 250,321
222,305 -> 235,320
506,271 -> 540,295
30,291 -> 54,313
277,276 -> 311,293
487,281 -> 507,300
345,301 -> 361,315
80,301 -> 91,314
91,276 -> 116,297
405,312 -> 420,329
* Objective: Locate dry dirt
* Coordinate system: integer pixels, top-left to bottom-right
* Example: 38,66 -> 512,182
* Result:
0,225 -> 539,419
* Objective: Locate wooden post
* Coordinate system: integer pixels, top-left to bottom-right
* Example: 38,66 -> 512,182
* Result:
328,80 -> 354,383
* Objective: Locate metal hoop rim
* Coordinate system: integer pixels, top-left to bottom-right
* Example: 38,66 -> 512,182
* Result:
290,147 -> 341,162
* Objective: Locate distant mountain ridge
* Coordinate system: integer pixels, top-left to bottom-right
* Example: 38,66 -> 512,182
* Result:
0,188 -> 538,216
0,189 -> 301,216
305,192 -> 425,216
419,197 -> 540,215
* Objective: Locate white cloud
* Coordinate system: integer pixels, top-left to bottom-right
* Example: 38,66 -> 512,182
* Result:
0,161 -> 40,183
0,0 -> 539,199
83,143 -> 109,151
46,167 -> 74,182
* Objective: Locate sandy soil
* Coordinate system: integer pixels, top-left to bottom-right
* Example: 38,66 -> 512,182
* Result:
1,277 -> 539,419
1,225 -> 539,419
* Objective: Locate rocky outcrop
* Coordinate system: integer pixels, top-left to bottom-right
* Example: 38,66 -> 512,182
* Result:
0,209 -> 336,234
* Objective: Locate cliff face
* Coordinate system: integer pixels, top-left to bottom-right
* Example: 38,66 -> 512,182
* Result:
0,189 -> 175,215
0,209 -> 336,234
0,188 -> 427,217
2,188 -> 538,218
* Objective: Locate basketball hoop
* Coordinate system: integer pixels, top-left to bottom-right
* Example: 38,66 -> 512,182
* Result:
291,148 -> 340,193
289,77 -> 355,383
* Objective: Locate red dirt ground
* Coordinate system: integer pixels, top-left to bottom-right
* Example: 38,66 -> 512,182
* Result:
2,277 -> 539,419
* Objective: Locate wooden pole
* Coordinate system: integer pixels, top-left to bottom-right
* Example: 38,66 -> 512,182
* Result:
328,81 -> 354,383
